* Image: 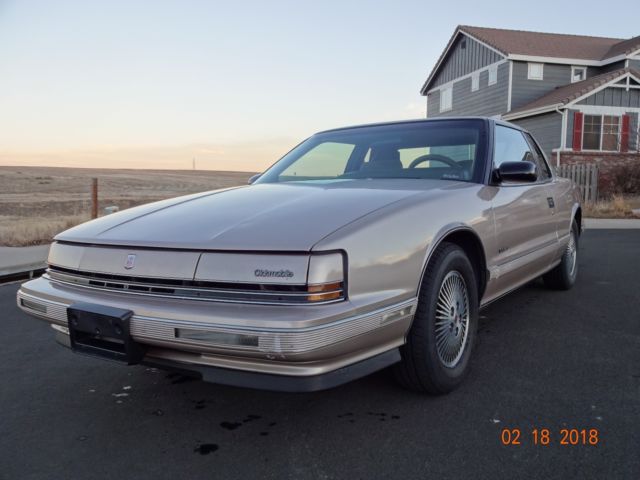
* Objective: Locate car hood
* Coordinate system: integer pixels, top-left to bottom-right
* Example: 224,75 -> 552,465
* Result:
56,180 -> 464,251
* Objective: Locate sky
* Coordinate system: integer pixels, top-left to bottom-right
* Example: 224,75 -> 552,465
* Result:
0,0 -> 638,172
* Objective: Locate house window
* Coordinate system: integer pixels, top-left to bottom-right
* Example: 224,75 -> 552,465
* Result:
571,66 -> 587,83
440,85 -> 452,112
471,72 -> 479,92
488,65 -> 498,85
583,114 -> 620,151
527,62 -> 544,80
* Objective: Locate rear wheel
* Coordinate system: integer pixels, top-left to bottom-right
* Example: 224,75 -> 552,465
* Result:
543,220 -> 579,290
394,242 -> 478,394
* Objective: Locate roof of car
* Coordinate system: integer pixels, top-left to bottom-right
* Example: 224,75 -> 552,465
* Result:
317,117 -> 521,134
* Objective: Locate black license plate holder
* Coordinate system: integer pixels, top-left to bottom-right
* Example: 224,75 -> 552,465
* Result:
67,302 -> 146,365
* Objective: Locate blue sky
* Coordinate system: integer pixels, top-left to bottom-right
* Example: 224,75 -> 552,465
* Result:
0,0 -> 638,170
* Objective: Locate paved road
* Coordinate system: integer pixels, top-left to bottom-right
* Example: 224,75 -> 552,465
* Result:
1,230 -> 638,480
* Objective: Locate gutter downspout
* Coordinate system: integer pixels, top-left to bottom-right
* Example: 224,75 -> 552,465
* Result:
555,105 -> 567,168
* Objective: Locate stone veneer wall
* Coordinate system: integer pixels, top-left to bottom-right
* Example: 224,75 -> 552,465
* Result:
557,151 -> 640,197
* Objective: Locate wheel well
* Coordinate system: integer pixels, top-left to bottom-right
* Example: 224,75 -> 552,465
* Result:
574,207 -> 582,234
438,229 -> 487,299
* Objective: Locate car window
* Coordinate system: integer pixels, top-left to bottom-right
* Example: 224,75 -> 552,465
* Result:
398,147 -> 430,168
493,126 -> 536,168
279,142 -> 355,179
524,133 -> 552,180
258,120 -> 487,184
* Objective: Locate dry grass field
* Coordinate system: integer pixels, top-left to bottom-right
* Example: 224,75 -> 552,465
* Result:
583,194 -> 640,219
0,166 -> 253,246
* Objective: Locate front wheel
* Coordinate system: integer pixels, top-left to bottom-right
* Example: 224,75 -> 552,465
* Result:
543,220 -> 579,290
394,242 -> 478,394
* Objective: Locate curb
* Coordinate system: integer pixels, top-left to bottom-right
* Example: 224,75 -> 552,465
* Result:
0,266 -> 46,285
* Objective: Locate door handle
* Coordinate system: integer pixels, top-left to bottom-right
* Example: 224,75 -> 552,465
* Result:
547,197 -> 555,209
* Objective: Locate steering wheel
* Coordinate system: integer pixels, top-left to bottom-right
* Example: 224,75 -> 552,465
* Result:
408,154 -> 462,170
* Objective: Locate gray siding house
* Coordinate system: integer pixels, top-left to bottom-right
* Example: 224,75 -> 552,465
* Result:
421,26 -> 640,167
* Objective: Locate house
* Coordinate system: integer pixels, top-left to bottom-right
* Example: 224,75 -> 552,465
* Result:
420,26 -> 640,189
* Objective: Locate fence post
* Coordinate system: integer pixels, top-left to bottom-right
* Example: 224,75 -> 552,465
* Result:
91,178 -> 98,219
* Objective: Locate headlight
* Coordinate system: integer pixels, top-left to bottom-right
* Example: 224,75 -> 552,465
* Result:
306,253 -> 345,302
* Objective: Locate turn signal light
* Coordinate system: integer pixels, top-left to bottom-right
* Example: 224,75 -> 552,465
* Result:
306,282 -> 344,302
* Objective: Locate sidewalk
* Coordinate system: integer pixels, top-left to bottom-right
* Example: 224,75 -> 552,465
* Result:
0,244 -> 50,277
584,218 -> 640,229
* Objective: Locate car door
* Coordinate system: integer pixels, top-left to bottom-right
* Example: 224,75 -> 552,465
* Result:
524,132 -> 574,245
488,125 -> 558,297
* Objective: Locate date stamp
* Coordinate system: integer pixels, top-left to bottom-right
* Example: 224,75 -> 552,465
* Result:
500,428 -> 600,446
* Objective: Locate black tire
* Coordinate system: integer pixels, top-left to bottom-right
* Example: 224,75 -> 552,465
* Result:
543,220 -> 579,290
394,242 -> 478,394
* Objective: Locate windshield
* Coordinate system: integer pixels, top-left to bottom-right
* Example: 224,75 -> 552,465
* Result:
256,119 -> 487,184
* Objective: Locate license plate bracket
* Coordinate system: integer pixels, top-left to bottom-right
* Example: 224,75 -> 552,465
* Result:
67,302 -> 146,365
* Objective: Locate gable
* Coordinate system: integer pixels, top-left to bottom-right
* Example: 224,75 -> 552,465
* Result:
425,33 -> 504,91
577,84 -> 640,107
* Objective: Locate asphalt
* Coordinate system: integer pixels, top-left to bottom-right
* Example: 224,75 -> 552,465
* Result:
0,230 -> 638,480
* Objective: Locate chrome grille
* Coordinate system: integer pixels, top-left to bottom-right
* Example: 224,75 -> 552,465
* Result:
46,266 -> 344,305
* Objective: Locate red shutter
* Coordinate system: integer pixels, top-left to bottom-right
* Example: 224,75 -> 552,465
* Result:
572,112 -> 583,151
620,114 -> 630,152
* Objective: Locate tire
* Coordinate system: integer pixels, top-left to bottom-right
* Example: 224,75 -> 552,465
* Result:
543,220 -> 579,290
394,242 -> 478,394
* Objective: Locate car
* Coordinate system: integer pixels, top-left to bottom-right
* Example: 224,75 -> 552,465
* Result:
17,117 -> 582,394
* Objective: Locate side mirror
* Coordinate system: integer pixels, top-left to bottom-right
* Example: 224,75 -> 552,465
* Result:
495,161 -> 538,183
248,174 -> 261,185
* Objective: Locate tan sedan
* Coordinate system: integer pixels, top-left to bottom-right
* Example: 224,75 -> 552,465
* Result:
17,118 -> 582,393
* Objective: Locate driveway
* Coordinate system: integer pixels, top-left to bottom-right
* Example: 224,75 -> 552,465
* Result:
1,230 -> 638,479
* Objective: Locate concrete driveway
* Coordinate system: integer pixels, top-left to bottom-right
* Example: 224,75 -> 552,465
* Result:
1,230 -> 638,479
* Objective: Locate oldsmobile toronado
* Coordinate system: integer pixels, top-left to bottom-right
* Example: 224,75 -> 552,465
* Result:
17,118 -> 582,393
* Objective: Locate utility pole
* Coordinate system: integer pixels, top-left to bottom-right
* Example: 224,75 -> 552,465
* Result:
91,178 -> 98,219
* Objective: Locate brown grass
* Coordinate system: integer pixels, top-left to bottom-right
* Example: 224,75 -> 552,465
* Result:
0,166 -> 253,246
584,195 -> 639,219
0,215 -> 90,247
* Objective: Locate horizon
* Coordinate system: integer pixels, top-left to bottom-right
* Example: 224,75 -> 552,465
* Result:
1,0 -> 638,171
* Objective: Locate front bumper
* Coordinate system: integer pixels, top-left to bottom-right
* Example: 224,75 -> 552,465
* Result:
17,276 -> 416,389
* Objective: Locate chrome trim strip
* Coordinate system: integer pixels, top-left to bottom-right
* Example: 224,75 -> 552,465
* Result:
17,289 -> 416,354
489,240 -> 559,280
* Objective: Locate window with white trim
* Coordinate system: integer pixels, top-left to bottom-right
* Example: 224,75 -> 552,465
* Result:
527,62 -> 544,80
440,85 -> 452,112
571,66 -> 587,83
471,72 -> 479,92
488,65 -> 497,85
583,114 -> 620,151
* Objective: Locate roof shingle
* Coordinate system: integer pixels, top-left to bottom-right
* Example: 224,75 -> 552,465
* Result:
459,26 -> 626,60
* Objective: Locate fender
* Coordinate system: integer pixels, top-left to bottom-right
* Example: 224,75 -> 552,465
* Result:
414,223 -> 488,299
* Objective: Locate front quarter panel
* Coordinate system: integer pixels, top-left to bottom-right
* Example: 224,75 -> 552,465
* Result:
553,176 -> 582,239
312,183 -> 496,310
